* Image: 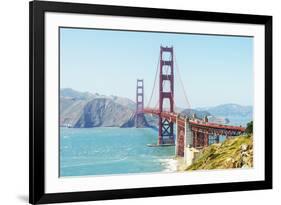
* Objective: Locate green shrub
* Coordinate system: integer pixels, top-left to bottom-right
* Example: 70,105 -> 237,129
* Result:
245,121 -> 253,134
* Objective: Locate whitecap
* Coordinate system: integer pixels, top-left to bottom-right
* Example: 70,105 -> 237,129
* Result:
159,158 -> 178,172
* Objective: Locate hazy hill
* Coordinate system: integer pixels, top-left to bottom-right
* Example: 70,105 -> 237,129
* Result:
60,88 -> 145,128
200,103 -> 252,117
196,104 -> 253,126
61,88 -> 95,100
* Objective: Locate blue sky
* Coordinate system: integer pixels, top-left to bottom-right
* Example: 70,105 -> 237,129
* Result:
60,27 -> 253,108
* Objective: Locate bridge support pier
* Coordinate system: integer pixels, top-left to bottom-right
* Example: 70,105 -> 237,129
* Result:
185,118 -> 193,147
204,133 -> 209,147
176,125 -> 185,156
193,131 -> 198,148
176,117 -> 193,157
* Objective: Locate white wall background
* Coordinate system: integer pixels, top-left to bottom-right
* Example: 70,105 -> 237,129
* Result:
0,0 -> 279,204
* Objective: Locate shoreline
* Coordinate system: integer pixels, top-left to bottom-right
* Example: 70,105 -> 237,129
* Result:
160,157 -> 189,172
159,158 -> 179,172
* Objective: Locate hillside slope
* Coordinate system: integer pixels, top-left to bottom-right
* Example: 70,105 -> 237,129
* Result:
60,88 -> 148,128
186,135 -> 253,170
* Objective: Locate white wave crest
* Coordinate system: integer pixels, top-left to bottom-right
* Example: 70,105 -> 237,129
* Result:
159,158 -> 178,172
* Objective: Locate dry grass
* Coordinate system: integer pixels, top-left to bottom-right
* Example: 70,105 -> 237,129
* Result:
186,135 -> 253,171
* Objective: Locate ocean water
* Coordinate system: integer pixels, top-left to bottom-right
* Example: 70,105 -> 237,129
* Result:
60,127 -> 176,177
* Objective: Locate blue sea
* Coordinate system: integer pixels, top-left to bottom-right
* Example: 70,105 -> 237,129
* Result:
60,127 -> 176,177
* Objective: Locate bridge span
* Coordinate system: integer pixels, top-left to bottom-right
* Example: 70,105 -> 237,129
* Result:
143,108 -> 245,156
135,46 -> 246,157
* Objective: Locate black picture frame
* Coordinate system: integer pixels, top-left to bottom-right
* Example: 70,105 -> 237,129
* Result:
29,0 -> 272,204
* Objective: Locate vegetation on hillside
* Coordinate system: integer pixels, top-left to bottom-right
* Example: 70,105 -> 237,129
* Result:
245,121 -> 253,134
186,135 -> 253,171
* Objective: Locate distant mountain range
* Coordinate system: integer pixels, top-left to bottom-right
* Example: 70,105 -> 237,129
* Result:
195,104 -> 253,126
196,103 -> 252,117
60,88 -> 252,128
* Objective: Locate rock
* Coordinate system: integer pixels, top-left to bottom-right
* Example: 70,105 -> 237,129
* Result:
242,164 -> 250,169
240,143 -> 252,168
74,98 -> 135,128
241,144 -> 248,151
120,113 -> 150,128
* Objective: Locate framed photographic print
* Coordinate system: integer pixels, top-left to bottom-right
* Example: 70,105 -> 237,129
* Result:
29,0 -> 272,204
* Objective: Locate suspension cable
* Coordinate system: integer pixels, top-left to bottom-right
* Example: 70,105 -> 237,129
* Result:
146,54 -> 160,108
174,52 -> 192,111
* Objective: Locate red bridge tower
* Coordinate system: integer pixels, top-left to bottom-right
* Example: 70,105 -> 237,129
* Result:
158,46 -> 174,144
135,79 -> 144,128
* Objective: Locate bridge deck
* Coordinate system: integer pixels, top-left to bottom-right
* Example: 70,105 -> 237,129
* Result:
143,108 -> 245,132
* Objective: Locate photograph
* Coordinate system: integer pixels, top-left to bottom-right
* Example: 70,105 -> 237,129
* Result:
59,27 -> 254,177
29,1 -> 272,203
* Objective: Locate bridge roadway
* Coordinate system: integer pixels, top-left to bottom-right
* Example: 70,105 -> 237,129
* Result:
143,108 -> 245,132
143,108 -> 246,156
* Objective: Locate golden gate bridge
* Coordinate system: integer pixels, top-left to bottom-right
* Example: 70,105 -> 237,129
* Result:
135,46 -> 245,157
